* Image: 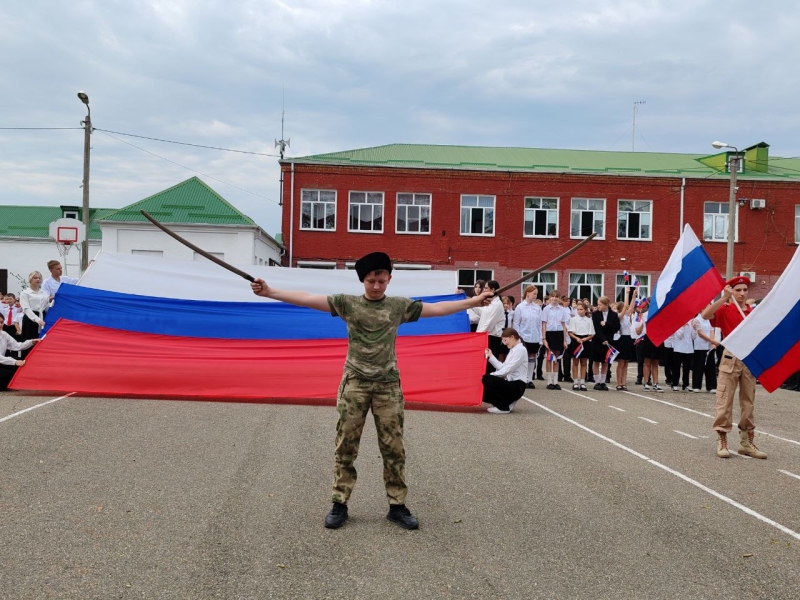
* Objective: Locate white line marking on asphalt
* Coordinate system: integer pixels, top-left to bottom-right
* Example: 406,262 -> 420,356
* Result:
638,417 -> 659,424
608,405 -> 626,412
524,397 -> 800,542
674,430 -> 699,439
778,470 -> 800,482
623,390 -> 800,447
565,391 -> 597,402
0,393 -> 75,425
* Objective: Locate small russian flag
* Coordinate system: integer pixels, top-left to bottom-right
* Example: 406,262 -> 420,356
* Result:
605,346 -> 619,363
623,270 -> 630,284
547,349 -> 561,362
573,343 -> 583,358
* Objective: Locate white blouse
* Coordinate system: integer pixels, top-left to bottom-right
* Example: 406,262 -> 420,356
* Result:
487,343 -> 528,381
20,288 -> 50,321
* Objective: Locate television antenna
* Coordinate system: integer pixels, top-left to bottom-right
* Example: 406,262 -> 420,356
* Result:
632,100 -> 646,152
274,87 -> 290,160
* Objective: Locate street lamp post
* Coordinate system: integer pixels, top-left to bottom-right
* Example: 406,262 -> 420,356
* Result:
711,141 -> 739,280
77,91 -> 91,273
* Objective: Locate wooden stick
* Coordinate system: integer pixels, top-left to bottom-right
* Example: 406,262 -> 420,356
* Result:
140,210 -> 256,282
494,232 -> 598,296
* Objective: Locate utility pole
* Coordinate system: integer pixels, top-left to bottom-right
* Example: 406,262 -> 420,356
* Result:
632,100 -> 645,151
275,88 -> 290,206
725,153 -> 740,280
77,91 -> 92,273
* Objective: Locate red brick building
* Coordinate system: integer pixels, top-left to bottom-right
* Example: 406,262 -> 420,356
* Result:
279,143 -> 800,302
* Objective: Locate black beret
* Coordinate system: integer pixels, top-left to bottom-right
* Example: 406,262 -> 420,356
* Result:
354,252 -> 392,282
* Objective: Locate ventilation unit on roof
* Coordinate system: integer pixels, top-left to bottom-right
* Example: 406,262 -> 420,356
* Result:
750,199 -> 766,210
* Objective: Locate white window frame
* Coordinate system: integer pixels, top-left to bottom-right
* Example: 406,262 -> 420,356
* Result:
460,195 -> 496,237
457,268 -> 494,293
569,272 -> 604,305
348,191 -> 385,234
300,189 -> 337,232
396,193 -> 432,235
297,261 -> 336,269
570,198 -> 606,239
393,263 -> 432,270
703,201 -> 739,243
519,270 -> 557,300
614,273 -> 650,303
616,200 -> 652,241
795,205 -> 800,244
63,210 -> 79,220
523,197 -> 559,238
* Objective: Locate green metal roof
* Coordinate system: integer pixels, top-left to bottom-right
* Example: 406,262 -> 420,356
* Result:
290,143 -> 800,181
100,176 -> 257,225
0,206 -> 115,239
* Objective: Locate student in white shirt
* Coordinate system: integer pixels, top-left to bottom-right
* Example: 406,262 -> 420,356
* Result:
0,313 -> 39,390
691,310 -> 718,393
19,271 -> 49,347
670,321 -> 695,391
477,280 -> 505,373
567,302 -> 595,391
2,294 -> 20,339
499,296 -> 515,360
541,290 -> 570,390
634,309 -> 664,392
42,260 -> 79,300
483,328 -> 528,414
513,285 -> 542,389
467,280 -> 486,332
613,287 -> 636,391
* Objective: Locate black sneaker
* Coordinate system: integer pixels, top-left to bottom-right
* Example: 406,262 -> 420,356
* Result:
635,379 -> 642,385
526,382 -> 535,389
387,504 -> 419,530
553,383 -> 562,390
324,502 -> 348,529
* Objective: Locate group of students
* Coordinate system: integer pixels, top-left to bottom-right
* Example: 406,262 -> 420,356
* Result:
0,260 -> 77,391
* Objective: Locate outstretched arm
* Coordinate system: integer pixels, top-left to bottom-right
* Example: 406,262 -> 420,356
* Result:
421,290 -> 493,318
250,278 -> 330,312
701,286 -> 732,320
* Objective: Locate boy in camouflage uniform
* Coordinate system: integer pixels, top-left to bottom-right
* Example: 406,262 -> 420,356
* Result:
251,252 -> 492,529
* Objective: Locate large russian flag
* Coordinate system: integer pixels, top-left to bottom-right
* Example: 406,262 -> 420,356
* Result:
723,244 -> 800,393
646,224 -> 725,346
11,252 -> 486,407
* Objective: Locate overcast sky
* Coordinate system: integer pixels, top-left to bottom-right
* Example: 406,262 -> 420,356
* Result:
2,0 -> 798,235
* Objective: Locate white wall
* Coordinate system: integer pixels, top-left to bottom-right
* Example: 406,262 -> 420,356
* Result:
0,238 -> 101,295
100,223 -> 282,266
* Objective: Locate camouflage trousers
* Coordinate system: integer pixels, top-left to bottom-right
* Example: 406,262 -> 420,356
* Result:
332,372 -> 407,506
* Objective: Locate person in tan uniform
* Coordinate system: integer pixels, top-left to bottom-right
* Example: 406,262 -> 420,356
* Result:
251,252 -> 492,530
701,276 -> 766,459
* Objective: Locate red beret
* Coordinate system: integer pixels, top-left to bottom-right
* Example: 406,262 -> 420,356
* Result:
726,275 -> 751,288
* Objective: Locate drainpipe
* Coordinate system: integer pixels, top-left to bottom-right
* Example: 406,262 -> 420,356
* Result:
679,177 -> 686,234
289,162 -> 295,268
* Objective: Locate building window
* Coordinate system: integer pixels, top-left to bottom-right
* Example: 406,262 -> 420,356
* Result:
301,189 -> 336,231
349,192 -> 384,233
617,200 -> 652,240
795,205 -> 800,244
458,269 -> 494,293
131,250 -> 163,258
614,273 -> 650,302
569,273 -> 603,304
570,198 -> 605,239
523,197 -> 558,237
297,261 -> 336,269
703,202 -> 737,242
519,271 -> 557,300
460,195 -> 495,236
396,193 -> 431,234
63,210 -> 79,220
193,251 -> 224,262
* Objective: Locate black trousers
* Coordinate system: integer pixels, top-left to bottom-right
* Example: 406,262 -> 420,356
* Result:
636,340 -> 645,381
0,364 -> 18,391
671,351 -> 692,389
661,347 -> 674,384
692,349 -> 717,391
482,375 -> 526,411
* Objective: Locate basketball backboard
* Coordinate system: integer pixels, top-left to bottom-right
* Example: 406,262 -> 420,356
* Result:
49,218 -> 86,245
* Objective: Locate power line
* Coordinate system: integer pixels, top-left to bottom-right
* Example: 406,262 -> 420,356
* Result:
96,129 -> 279,205
93,127 -> 281,157
0,127 -> 82,130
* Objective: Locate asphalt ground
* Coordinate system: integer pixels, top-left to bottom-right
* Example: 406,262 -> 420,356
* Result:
1,375 -> 799,600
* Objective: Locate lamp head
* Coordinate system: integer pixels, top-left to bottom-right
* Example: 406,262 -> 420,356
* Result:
77,91 -> 90,105
711,141 -> 728,149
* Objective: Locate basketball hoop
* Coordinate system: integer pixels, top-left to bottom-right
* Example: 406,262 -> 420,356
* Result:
49,217 -> 86,275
